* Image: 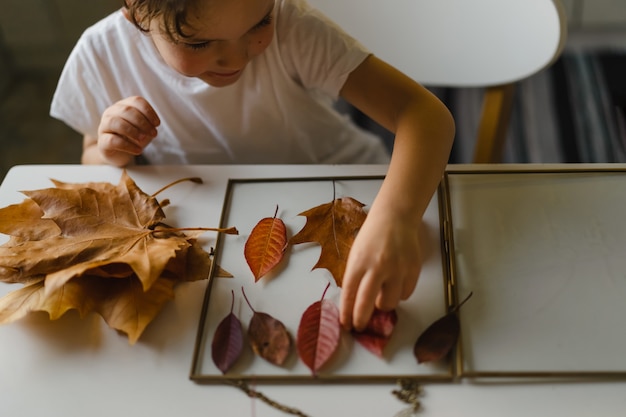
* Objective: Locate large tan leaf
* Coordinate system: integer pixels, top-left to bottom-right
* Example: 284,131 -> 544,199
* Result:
0,198 -> 61,242
0,171 -> 237,343
0,278 -> 92,323
86,274 -> 177,344
0,171 -> 186,290
0,274 -> 177,344
0,232 -> 189,293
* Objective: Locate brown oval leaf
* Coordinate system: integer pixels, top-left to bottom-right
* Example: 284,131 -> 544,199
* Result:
413,314 -> 460,364
297,284 -> 341,375
211,290 -> 244,374
242,287 -> 291,366
351,308 -> 398,358
244,206 -> 287,281
413,292 -> 473,364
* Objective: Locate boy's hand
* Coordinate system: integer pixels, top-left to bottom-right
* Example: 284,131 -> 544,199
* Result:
340,209 -> 423,331
95,96 -> 160,166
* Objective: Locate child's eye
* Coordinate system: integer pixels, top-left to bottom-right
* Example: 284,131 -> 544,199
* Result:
184,41 -> 212,51
251,14 -> 273,31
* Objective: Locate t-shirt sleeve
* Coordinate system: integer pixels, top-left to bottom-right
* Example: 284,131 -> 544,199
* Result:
276,0 -> 371,98
50,26 -> 118,138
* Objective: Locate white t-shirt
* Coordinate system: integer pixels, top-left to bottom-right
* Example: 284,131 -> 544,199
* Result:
50,0 -> 390,164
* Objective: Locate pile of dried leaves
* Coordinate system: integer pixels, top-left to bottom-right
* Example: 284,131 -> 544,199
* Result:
0,171 -> 236,343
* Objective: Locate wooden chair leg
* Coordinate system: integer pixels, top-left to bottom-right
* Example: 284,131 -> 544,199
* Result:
472,83 -> 516,163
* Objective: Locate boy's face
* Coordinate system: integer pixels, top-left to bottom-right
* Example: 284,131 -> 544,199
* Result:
149,0 -> 275,87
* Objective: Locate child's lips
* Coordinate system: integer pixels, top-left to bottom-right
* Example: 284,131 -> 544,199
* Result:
208,69 -> 242,78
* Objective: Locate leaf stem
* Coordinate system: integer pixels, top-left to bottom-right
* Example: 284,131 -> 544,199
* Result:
241,286 -> 256,313
321,281 -> 331,301
330,182 -> 340,258
452,292 -> 473,313
151,177 -> 203,197
153,226 -> 239,235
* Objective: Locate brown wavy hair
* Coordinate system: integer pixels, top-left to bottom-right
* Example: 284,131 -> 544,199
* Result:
123,0 -> 200,40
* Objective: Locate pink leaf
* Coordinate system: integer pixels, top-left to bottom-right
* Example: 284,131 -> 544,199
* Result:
352,309 -> 398,358
297,283 -> 341,375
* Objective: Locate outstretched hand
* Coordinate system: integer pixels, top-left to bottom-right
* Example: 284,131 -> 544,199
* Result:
96,96 -> 161,166
340,207 -> 423,331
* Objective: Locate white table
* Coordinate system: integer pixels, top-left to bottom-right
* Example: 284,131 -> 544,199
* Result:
0,164 -> 624,417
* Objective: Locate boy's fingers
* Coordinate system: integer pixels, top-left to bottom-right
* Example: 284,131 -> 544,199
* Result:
374,280 -> 403,312
98,132 -> 142,155
352,270 -> 382,331
127,96 -> 160,127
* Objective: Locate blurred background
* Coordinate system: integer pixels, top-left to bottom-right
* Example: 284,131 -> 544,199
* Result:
0,0 -> 625,181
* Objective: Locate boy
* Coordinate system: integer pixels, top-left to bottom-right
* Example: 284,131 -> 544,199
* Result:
50,0 -> 455,331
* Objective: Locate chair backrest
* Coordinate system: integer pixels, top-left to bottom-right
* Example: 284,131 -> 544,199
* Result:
307,0 -> 568,162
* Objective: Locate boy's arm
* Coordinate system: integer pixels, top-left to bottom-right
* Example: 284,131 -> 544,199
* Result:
83,134 -> 111,165
339,54 -> 455,331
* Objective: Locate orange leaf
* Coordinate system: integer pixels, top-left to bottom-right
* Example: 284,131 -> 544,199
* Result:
244,206 -> 287,281
289,197 -> 367,287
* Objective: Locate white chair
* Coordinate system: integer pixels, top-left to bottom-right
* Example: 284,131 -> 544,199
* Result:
308,0 -> 568,163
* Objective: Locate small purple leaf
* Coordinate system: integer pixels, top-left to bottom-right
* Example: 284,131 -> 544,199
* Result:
211,290 -> 244,374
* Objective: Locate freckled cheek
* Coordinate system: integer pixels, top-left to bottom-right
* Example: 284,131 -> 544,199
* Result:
154,42 -> 206,77
167,53 -> 208,77
248,29 -> 274,58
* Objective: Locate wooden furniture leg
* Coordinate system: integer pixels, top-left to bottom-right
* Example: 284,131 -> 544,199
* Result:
472,83 -> 516,163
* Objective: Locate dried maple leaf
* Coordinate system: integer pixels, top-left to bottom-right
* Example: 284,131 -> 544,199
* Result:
212,290 -> 244,374
413,292 -> 473,364
0,171 -> 237,343
0,198 -> 61,244
352,308 -> 398,358
242,286 -> 291,366
289,197 -> 367,287
244,206 -> 287,281
0,273 -> 177,344
296,283 -> 341,375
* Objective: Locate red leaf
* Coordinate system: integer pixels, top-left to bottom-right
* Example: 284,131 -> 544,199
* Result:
211,290 -> 244,374
413,292 -> 473,364
352,309 -> 398,358
244,206 -> 287,281
297,283 -> 341,375
242,287 -> 291,366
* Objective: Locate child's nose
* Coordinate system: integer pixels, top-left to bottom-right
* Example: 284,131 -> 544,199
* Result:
215,40 -> 249,69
